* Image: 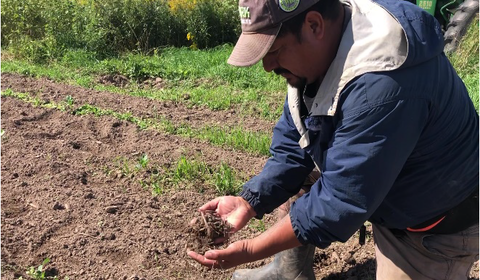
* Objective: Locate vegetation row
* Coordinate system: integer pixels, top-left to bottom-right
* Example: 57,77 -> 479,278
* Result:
1,89 -> 273,156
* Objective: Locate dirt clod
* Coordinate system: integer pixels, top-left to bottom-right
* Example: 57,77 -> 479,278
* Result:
188,211 -> 232,254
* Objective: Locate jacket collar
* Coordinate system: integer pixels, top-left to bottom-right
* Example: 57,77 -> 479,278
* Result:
288,0 -> 408,148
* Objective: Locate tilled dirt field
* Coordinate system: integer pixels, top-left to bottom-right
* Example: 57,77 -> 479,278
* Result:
1,72 -> 478,280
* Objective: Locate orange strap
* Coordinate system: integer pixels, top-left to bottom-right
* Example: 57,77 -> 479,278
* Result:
407,216 -> 446,232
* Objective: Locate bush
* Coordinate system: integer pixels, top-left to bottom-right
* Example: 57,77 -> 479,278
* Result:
177,0 -> 239,49
1,0 -> 240,61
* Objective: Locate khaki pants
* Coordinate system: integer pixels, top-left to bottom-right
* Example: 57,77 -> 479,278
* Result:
287,170 -> 478,279
374,223 -> 479,280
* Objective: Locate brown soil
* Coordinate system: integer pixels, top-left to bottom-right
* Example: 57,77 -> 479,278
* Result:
188,211 -> 232,255
1,72 -> 478,280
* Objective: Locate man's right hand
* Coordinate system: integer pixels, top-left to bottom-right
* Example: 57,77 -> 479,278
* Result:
198,196 -> 257,234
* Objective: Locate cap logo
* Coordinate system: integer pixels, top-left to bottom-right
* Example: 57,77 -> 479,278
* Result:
239,6 -> 251,24
279,0 -> 300,12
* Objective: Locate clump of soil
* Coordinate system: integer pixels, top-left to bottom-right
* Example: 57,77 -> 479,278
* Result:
96,74 -> 130,87
188,211 -> 232,254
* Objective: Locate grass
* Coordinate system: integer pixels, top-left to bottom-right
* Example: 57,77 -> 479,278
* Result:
248,219 -> 266,232
169,155 -> 244,195
1,89 -> 272,156
448,17 -> 479,112
3,24 -> 477,117
110,154 -> 244,196
1,46 -> 286,121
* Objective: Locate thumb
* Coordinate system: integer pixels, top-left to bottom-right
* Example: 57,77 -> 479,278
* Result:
199,197 -> 221,212
204,250 -> 219,260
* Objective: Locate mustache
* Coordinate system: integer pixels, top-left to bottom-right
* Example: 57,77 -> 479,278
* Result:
273,68 -> 292,76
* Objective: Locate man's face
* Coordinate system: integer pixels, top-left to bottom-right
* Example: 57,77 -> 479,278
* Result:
263,26 -> 322,89
262,32 -> 310,89
261,11 -> 338,90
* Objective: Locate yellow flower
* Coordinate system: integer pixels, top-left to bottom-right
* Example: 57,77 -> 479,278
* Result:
168,0 -> 199,13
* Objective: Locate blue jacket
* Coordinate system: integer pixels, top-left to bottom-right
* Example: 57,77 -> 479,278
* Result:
239,0 -> 479,248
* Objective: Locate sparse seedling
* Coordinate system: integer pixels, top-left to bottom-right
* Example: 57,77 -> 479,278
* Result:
139,170 -> 165,196
214,162 -> 241,195
135,154 -> 149,170
21,258 -> 68,280
26,258 -> 50,279
64,95 -> 74,107
114,156 -> 132,177
249,219 -> 266,232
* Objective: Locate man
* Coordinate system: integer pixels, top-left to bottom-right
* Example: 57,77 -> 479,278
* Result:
187,0 -> 479,278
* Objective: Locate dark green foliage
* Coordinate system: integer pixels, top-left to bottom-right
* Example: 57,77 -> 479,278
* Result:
1,0 -> 241,61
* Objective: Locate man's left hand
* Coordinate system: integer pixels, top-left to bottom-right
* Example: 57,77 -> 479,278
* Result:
187,240 -> 254,269
187,215 -> 302,269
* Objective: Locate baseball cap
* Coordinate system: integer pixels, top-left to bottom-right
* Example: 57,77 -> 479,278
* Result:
228,0 -> 321,67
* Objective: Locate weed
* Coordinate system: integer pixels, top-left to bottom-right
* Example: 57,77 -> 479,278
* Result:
135,154 -> 149,170
140,169 -> 165,196
214,162 -> 241,195
19,258 -> 68,280
114,156 -> 132,177
64,95 -> 74,107
32,96 -> 43,107
448,17 -> 479,112
25,258 -> 50,279
102,165 -> 113,176
2,0 -> 239,58
1,46 -> 287,121
150,180 -> 164,195
174,155 -> 210,183
248,219 -> 266,232
3,89 -> 272,155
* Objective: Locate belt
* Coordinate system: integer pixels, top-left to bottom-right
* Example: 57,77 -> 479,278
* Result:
406,190 -> 479,234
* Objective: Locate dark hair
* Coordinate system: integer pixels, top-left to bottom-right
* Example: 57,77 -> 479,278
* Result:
278,0 -> 342,40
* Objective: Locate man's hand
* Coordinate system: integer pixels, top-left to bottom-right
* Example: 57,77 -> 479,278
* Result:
198,196 -> 257,234
187,240 -> 254,269
187,215 -> 303,270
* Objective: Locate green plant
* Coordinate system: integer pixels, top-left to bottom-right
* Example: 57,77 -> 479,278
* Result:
21,258 -> 64,280
214,162 -> 241,195
114,156 -> 132,177
1,0 -> 240,61
136,154 -> 149,170
2,89 -> 272,156
140,169 -> 165,195
249,219 -> 266,232
448,16 -> 479,112
1,46 -> 287,121
64,95 -> 74,107
174,155 -> 210,182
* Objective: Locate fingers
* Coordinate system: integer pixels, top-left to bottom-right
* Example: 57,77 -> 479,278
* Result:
187,250 -> 215,266
187,241 -> 251,270
198,197 -> 221,212
187,250 -> 226,269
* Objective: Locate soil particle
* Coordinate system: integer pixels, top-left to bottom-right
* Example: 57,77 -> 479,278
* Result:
105,206 -> 119,214
53,202 -> 65,210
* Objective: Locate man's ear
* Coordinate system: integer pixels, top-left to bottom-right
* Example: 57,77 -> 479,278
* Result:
304,11 -> 325,40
